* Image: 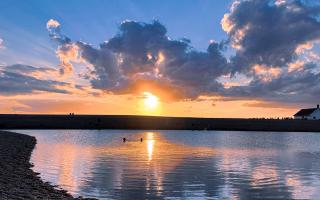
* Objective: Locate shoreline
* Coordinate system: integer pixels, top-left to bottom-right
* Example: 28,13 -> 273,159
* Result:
0,131 -> 94,200
1,114 -> 320,132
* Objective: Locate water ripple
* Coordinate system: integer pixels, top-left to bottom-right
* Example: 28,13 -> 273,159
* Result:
14,130 -> 320,200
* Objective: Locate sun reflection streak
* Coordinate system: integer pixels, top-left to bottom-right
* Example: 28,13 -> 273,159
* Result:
147,132 -> 155,161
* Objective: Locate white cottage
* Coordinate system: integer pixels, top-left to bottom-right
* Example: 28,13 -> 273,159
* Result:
294,105 -> 320,120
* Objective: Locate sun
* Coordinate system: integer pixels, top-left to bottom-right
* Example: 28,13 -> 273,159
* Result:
143,92 -> 159,109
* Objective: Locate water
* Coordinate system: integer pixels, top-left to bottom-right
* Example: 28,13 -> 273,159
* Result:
16,130 -> 320,199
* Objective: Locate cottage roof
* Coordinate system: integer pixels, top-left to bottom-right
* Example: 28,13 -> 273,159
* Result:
294,108 -> 317,116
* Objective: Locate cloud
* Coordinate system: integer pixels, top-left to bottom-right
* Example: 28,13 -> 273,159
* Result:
47,19 -> 77,75
223,0 -> 320,73
46,2 -> 320,105
47,19 -> 70,44
11,99 -> 95,113
0,37 -> 4,49
56,43 -> 80,75
251,64 -> 281,82
288,60 -> 305,72
47,19 -> 60,29
223,63 -> 320,104
4,64 -> 56,75
0,64 -> 71,95
50,20 -> 229,100
0,99 -> 31,113
218,0 -> 320,105
243,101 -> 297,109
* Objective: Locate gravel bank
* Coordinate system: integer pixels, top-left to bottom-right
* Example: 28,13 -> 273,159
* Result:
0,131 -> 95,200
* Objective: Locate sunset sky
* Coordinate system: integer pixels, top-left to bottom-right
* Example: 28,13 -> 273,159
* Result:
1,0 -> 320,118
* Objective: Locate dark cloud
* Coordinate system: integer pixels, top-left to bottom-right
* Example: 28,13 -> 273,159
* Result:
219,0 -> 320,105
224,65 -> 320,104
0,64 -> 70,95
3,64 -> 56,75
75,21 -> 229,100
223,0 -> 320,73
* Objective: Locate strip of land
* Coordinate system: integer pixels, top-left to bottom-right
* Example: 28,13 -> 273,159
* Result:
0,114 -> 320,132
0,131 -> 94,200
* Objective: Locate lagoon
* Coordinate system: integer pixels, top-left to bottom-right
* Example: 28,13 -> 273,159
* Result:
17,130 -> 320,200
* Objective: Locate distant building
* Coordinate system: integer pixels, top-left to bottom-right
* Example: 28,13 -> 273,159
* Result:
294,105 -> 320,120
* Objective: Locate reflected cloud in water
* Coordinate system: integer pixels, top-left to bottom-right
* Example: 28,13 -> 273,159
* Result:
18,130 -> 320,199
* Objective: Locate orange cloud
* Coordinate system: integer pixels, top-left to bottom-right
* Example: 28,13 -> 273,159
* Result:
56,43 -> 80,76
221,1 -> 240,33
221,13 -> 233,33
46,19 -> 60,29
252,64 -> 281,82
218,73 -> 252,89
288,60 -> 305,72
295,41 -> 313,54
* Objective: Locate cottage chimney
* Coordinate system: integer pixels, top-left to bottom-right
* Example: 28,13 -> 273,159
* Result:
317,104 -> 319,109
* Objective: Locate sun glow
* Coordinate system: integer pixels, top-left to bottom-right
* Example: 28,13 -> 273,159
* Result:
143,92 -> 159,109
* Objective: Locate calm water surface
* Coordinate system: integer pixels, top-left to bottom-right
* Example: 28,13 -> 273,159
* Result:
16,130 -> 320,199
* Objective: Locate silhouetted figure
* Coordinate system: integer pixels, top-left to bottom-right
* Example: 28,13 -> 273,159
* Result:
123,137 -> 126,143
140,138 -> 143,142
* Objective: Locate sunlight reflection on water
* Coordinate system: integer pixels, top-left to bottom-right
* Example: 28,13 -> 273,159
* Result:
16,130 -> 320,199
